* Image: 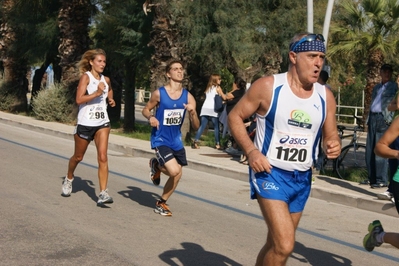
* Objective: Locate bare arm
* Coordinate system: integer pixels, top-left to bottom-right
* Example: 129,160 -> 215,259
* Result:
142,89 -> 160,129
76,74 -> 106,105
322,88 -> 341,159
375,117 -> 399,159
186,93 -> 200,130
105,76 -> 115,107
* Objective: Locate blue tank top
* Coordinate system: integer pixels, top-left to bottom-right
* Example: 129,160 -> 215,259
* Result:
150,86 -> 188,150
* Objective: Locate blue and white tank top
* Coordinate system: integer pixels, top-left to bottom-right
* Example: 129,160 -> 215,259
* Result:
254,73 -> 327,171
150,86 -> 188,150
77,71 -> 110,126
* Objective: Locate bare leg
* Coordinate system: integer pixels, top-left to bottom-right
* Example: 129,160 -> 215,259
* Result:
383,232 -> 399,249
67,134 -> 90,179
159,158 -> 182,201
93,127 -> 110,191
255,197 -> 302,266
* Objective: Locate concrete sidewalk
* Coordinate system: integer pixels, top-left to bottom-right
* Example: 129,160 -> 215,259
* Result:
1,110 -> 398,218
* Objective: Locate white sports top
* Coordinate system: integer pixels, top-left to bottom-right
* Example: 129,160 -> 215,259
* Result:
254,73 -> 327,171
77,71 -> 110,126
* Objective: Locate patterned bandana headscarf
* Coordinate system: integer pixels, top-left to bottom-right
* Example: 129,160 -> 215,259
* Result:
290,34 -> 326,54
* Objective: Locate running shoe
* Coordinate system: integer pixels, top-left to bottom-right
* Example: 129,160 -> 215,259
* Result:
363,220 -> 384,252
97,189 -> 114,206
149,158 -> 161,186
154,200 -> 172,216
377,191 -> 393,201
61,176 -> 74,197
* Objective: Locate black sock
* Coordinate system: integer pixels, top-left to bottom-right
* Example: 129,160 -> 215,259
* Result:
158,198 -> 166,203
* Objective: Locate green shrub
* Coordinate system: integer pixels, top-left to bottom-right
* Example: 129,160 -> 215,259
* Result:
32,83 -> 75,123
0,81 -> 25,112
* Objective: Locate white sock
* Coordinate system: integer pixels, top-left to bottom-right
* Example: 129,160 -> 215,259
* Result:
376,232 -> 385,244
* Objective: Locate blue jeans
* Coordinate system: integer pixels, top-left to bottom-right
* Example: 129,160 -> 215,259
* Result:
194,116 -> 220,145
366,113 -> 389,185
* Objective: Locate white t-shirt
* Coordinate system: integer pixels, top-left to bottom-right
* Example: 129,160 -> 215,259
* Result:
199,85 -> 219,117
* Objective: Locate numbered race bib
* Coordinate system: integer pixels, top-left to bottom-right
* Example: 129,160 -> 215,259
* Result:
88,104 -> 107,120
268,130 -> 313,165
163,109 -> 184,126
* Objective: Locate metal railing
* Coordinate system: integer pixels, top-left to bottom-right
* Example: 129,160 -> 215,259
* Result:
336,86 -> 364,124
135,89 -> 151,103
134,88 -> 365,125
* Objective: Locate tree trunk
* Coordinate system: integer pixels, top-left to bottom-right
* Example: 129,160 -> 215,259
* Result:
58,0 -> 91,86
0,0 -> 29,112
146,0 -> 191,141
124,63 -> 136,132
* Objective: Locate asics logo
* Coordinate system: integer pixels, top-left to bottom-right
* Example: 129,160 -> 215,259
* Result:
262,182 -> 279,191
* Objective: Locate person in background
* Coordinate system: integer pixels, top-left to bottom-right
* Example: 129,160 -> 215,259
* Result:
142,59 -> 200,216
317,70 -> 331,90
222,77 -> 247,155
228,32 -> 341,265
191,74 -> 224,150
61,48 -> 116,207
314,70 -> 332,173
366,63 -> 398,188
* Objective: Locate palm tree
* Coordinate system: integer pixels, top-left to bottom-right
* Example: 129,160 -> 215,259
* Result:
0,0 -> 29,112
328,0 -> 399,123
58,0 -> 92,86
143,0 -> 192,140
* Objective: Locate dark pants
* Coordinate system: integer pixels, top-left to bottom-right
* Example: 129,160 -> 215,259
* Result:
365,113 -> 389,185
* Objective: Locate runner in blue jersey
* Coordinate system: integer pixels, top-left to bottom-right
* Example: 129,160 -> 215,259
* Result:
142,59 -> 199,216
228,33 -> 341,265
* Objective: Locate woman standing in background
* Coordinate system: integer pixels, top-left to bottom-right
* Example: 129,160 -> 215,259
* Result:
192,74 -> 224,149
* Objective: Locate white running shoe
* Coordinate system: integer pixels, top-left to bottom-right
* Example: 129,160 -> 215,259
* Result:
61,176 -> 73,197
377,191 -> 392,201
97,189 -> 114,206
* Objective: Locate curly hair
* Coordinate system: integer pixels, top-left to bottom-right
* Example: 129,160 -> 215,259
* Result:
77,49 -> 106,75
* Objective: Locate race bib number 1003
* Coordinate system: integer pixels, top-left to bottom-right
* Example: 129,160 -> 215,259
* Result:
163,109 -> 185,126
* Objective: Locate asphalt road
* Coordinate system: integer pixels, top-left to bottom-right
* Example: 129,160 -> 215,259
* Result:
1,123 -> 399,266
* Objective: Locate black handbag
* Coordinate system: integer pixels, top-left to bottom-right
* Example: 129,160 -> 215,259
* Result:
214,94 -> 224,112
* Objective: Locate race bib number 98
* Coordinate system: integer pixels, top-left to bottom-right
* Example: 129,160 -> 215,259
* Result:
268,130 -> 313,165
163,109 -> 184,126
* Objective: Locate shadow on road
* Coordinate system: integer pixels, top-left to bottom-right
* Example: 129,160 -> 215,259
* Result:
159,242 -> 242,266
291,241 -> 352,265
118,186 -> 159,209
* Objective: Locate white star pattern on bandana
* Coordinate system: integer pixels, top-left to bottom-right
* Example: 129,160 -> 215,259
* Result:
294,40 -> 325,53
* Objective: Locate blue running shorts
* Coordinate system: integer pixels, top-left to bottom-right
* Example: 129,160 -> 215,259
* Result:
250,166 -> 312,213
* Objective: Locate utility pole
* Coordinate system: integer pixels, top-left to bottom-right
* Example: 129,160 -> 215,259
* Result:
323,0 -> 335,48
307,0 -> 314,33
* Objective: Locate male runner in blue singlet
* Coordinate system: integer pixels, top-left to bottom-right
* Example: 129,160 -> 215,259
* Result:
228,33 -> 341,265
142,59 -> 199,216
